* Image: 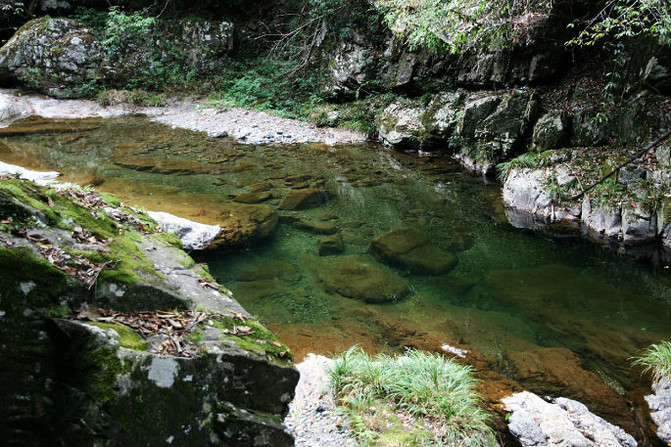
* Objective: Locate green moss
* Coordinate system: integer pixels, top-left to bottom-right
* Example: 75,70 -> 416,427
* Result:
146,232 -> 184,250
194,263 -> 215,282
84,322 -> 148,351
99,192 -> 122,207
0,247 -> 71,310
209,316 -> 293,363
185,328 -> 204,344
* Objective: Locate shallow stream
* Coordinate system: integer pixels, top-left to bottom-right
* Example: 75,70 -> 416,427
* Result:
2,115 -> 671,438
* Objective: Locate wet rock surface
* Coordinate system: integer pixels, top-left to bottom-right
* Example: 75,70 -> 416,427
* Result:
210,203 -> 278,248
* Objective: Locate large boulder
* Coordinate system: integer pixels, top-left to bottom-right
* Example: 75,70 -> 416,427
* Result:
532,111 -> 570,150
0,18 -> 105,97
376,100 -> 427,151
422,91 -> 467,140
369,228 -> 457,275
0,178 -> 298,447
325,30 -> 376,98
315,255 -> 411,303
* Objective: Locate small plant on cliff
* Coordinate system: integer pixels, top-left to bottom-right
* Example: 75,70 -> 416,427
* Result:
634,340 -> 671,379
328,347 -> 496,447
496,152 -> 540,180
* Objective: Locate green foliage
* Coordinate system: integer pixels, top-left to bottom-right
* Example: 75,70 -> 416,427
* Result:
592,177 -> 628,204
328,347 -> 496,447
206,58 -> 325,119
567,0 -> 671,47
96,89 -> 167,107
102,6 -> 156,63
633,340 -> 671,378
372,0 -> 552,54
496,152 -> 540,180
70,7 -> 109,29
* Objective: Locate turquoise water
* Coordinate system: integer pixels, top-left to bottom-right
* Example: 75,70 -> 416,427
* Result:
3,116 -> 671,434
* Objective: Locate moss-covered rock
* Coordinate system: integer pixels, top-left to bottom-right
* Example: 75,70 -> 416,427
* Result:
0,18 -> 104,98
0,178 -> 298,447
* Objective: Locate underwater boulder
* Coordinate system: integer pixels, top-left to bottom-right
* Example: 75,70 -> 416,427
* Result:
279,188 -> 333,210
316,255 -> 411,303
369,228 -> 457,275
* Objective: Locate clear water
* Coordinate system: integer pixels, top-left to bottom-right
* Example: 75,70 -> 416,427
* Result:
3,116 -> 671,434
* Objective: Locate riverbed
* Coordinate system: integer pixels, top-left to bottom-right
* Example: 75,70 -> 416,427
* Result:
1,114 -> 670,440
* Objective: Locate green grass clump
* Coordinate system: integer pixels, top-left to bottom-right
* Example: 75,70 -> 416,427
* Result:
327,347 -> 496,447
496,152 -> 540,180
633,340 -> 671,379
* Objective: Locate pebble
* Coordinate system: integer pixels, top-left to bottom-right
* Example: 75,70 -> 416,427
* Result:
285,354 -> 357,447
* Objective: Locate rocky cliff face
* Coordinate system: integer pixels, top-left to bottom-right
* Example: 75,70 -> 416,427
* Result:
0,176 -> 298,447
0,16 -> 234,98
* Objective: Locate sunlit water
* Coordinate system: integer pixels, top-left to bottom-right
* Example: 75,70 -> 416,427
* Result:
3,116 -> 671,434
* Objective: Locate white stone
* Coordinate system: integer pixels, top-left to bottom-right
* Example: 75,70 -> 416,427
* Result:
0,161 -> 61,185
147,211 -> 221,251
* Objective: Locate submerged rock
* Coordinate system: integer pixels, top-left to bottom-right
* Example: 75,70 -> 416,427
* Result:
279,188 -> 333,210
646,376 -> 671,444
290,218 -> 338,235
316,255 -> 411,303
210,203 -> 278,247
318,233 -> 344,256
369,228 -> 457,275
503,391 -> 637,447
233,191 -> 272,204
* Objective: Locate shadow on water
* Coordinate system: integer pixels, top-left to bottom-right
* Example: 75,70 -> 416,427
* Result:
2,115 -> 671,437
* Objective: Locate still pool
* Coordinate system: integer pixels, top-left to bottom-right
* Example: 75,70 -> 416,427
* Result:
2,115 -> 670,437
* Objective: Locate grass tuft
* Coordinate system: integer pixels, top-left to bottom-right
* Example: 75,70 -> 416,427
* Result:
633,340 -> 671,379
496,152 -> 540,181
327,347 -> 496,447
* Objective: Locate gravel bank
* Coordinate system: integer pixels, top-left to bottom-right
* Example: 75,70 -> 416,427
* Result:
0,89 -> 367,145
286,354 -> 357,447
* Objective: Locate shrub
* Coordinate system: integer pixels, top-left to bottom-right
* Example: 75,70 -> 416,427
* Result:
327,347 -> 496,447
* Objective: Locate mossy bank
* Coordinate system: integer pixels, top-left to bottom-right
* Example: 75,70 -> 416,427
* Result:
0,176 -> 298,447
